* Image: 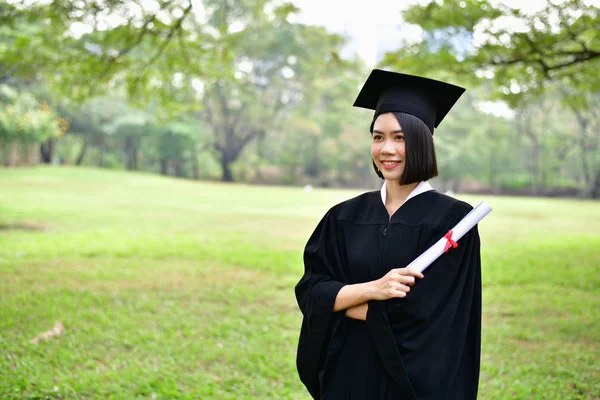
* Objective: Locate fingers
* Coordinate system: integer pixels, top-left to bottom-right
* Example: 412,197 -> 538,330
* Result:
381,268 -> 424,300
390,274 -> 414,286
389,272 -> 420,286
382,282 -> 411,300
392,267 -> 424,279
396,283 -> 411,293
391,282 -> 411,294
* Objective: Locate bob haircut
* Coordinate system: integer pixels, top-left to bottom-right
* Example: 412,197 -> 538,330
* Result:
370,112 -> 438,184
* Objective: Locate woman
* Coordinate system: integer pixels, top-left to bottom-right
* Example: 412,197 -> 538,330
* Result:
295,70 -> 482,400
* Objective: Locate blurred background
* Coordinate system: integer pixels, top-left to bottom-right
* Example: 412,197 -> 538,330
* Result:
1,1 -> 599,399
1,0 -> 599,196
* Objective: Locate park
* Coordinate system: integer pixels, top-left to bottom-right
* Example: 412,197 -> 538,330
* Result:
1,0 -> 599,399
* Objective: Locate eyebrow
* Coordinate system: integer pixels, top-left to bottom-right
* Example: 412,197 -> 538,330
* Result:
372,129 -> 404,134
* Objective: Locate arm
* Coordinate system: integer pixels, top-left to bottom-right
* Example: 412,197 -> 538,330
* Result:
336,267 -> 425,319
333,282 -> 376,312
345,302 -> 368,320
334,268 -> 423,312
334,283 -> 373,321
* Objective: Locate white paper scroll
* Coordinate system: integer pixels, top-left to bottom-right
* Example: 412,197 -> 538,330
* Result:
407,201 -> 493,273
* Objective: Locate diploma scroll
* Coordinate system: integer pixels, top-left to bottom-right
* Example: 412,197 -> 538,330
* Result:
407,201 -> 492,273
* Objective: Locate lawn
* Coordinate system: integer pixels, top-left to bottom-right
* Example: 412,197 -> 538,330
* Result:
1,166 -> 599,399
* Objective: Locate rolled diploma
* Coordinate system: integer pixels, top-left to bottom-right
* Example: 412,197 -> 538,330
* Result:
407,201 -> 492,273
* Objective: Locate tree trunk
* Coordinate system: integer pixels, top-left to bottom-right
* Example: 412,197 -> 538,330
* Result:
132,141 -> 138,170
305,136 -> 320,178
160,159 -> 169,175
530,139 -> 539,195
218,144 -> 239,182
589,168 -> 600,199
124,136 -> 138,170
221,156 -> 233,182
9,140 -> 18,166
40,137 -> 55,164
520,113 -> 540,195
97,136 -> 105,167
76,139 -> 87,165
174,158 -> 183,177
563,97 -> 597,197
489,152 -> 497,193
124,137 -> 131,170
191,149 -> 200,180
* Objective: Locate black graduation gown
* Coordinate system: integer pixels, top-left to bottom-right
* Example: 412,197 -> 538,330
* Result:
295,189 -> 481,400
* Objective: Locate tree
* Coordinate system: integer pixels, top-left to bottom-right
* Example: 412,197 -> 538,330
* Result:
384,0 -> 599,99
62,97 -> 129,166
150,119 -> 199,178
381,0 -> 600,197
198,1 -> 347,181
1,0 -> 351,182
1,0 -> 205,105
106,110 -> 153,170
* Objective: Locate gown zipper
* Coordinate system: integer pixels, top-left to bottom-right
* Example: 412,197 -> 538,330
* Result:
383,216 -> 391,236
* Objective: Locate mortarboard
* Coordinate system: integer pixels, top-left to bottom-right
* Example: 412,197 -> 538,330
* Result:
353,69 -> 466,134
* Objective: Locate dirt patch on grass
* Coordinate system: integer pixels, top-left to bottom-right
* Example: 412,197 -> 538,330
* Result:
507,336 -> 540,348
0,221 -> 48,231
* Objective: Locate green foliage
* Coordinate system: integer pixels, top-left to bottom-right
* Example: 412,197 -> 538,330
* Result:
195,0 -> 352,180
384,0 -> 600,104
1,0 -> 597,193
1,0 -> 207,105
403,0 -> 502,32
1,0 -> 356,180
0,167 -> 599,399
154,119 -> 195,160
380,0 -> 600,197
0,85 -> 63,143
105,110 -> 153,138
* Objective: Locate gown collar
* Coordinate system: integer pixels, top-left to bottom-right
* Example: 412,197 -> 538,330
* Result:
380,180 -> 434,206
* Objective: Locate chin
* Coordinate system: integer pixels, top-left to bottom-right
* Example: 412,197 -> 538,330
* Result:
382,174 -> 403,182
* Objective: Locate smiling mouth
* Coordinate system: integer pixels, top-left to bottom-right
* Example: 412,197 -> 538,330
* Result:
381,161 -> 402,168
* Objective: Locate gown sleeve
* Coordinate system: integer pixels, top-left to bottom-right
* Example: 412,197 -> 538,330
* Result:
295,206 -> 349,400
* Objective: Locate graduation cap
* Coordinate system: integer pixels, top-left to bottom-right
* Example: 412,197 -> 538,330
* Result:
353,69 -> 466,134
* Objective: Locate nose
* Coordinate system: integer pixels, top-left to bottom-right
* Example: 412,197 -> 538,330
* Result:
381,138 -> 396,155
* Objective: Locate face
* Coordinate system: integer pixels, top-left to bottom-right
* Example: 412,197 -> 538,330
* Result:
371,112 -> 406,182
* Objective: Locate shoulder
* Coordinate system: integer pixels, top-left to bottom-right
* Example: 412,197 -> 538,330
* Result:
429,191 -> 472,215
324,190 -> 383,223
383,190 -> 471,227
424,191 -> 474,229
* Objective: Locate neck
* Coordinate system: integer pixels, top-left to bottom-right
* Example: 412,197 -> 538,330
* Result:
385,180 -> 419,205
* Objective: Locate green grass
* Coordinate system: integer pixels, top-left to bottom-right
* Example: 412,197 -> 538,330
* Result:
1,166 -> 599,400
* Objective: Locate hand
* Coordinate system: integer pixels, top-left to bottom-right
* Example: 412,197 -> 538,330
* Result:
369,268 -> 424,301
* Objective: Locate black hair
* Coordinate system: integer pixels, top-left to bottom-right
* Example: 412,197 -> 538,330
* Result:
370,112 -> 438,184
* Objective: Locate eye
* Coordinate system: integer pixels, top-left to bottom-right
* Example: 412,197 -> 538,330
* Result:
395,135 -> 405,140
372,134 -> 383,141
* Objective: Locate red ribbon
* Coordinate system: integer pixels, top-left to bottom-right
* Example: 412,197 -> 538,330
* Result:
443,230 -> 458,253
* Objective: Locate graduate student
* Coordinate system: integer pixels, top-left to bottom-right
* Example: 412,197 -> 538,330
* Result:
295,69 -> 482,400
